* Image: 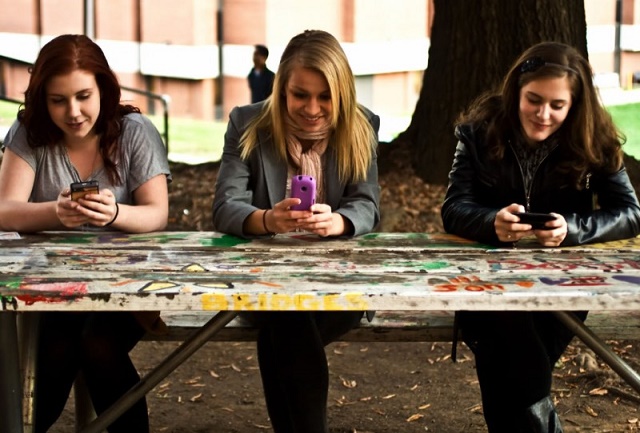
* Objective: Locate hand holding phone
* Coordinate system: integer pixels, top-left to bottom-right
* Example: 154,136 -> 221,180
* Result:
514,212 -> 556,230
290,175 -> 316,211
70,180 -> 99,201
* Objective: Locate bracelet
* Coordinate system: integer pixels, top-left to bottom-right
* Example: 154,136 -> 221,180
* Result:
262,209 -> 274,235
106,202 -> 119,226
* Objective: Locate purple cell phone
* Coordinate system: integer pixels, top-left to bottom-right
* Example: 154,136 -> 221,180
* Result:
290,175 -> 316,210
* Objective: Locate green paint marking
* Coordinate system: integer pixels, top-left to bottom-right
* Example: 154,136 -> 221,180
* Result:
384,260 -> 450,270
0,276 -> 24,289
131,233 -> 191,243
200,234 -> 252,247
51,233 -> 97,244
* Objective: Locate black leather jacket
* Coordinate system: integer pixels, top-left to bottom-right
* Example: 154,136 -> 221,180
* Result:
441,123 -> 640,246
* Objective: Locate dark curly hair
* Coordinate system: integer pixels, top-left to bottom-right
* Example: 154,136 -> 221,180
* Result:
457,41 -> 624,187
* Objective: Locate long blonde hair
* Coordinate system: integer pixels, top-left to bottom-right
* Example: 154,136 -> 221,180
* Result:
239,30 -> 375,183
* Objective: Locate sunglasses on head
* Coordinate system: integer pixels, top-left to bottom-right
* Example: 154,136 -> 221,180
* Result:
519,56 -> 578,75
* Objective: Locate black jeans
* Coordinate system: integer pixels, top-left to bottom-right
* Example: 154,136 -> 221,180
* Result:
458,310 -> 587,432
34,312 -> 148,433
243,311 -> 364,433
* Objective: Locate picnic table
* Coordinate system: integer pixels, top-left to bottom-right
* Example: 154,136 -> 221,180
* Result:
2,230 -> 640,432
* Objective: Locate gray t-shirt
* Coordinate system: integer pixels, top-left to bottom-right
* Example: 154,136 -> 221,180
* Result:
3,113 -> 171,206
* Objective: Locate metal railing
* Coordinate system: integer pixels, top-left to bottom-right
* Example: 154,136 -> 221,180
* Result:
120,86 -> 171,152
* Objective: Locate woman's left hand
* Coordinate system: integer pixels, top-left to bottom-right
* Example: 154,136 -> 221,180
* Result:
297,203 -> 345,237
532,212 -> 567,247
74,189 -> 119,227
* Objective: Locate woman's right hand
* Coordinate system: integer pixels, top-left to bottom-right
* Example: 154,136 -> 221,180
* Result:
495,203 -> 533,242
266,198 -> 314,233
57,188 -> 91,228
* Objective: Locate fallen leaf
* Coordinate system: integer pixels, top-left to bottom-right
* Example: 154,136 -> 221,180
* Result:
584,405 -> 598,417
406,413 -> 424,422
382,394 -> 396,400
588,387 -> 608,396
418,403 -> 431,410
189,393 -> 202,402
468,404 -> 482,413
209,370 -> 219,378
341,377 -> 357,388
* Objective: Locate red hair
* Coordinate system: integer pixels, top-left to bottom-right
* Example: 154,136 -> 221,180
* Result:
18,34 -> 139,184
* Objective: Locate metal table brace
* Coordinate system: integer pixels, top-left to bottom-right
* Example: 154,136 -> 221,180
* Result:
554,311 -> 640,394
78,311 -> 239,433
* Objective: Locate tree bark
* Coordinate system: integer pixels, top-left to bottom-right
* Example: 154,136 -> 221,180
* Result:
398,0 -> 587,185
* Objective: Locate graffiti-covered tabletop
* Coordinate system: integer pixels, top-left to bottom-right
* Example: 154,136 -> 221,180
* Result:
2,230 -> 640,312
3,231 -> 640,433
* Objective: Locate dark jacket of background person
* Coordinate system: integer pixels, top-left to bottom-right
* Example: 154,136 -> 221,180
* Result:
248,67 -> 275,103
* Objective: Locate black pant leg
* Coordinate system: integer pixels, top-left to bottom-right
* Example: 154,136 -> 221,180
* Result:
534,311 -> 588,365
248,311 -> 363,433
34,313 -> 86,433
80,312 -> 148,433
256,320 -> 297,433
459,311 -> 554,432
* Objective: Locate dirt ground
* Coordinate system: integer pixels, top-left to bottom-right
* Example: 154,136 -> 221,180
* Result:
50,143 -> 640,433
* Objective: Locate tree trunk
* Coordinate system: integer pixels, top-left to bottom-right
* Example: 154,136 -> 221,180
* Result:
398,0 -> 587,185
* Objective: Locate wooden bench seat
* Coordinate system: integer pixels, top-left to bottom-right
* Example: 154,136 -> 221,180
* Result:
153,310 -> 640,343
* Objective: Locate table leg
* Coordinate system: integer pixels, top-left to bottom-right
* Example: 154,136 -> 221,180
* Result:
78,310 -> 239,433
17,312 -> 40,433
554,311 -> 640,395
0,311 -> 24,433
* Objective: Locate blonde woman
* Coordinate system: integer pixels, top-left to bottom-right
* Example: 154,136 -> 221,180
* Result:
213,30 -> 379,433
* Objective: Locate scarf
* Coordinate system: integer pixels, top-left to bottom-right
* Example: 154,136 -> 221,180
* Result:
285,114 -> 331,203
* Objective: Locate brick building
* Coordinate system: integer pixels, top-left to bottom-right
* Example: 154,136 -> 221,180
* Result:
0,0 -> 639,124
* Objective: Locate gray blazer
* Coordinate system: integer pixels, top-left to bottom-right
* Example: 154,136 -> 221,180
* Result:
212,102 -> 380,238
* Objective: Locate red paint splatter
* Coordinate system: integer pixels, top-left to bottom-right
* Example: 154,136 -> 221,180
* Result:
17,282 -> 88,305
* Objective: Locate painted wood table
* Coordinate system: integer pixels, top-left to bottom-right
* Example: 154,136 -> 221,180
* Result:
2,230 -> 640,432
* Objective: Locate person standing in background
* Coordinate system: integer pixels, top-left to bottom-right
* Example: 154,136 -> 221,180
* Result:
248,44 -> 275,103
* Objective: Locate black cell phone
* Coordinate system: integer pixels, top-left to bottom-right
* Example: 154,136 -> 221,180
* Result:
70,180 -> 99,201
514,212 -> 556,230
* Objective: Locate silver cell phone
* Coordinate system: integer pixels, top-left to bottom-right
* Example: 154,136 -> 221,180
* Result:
70,180 -> 99,201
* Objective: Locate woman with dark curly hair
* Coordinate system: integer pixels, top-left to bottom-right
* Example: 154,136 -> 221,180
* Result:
441,41 -> 640,432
